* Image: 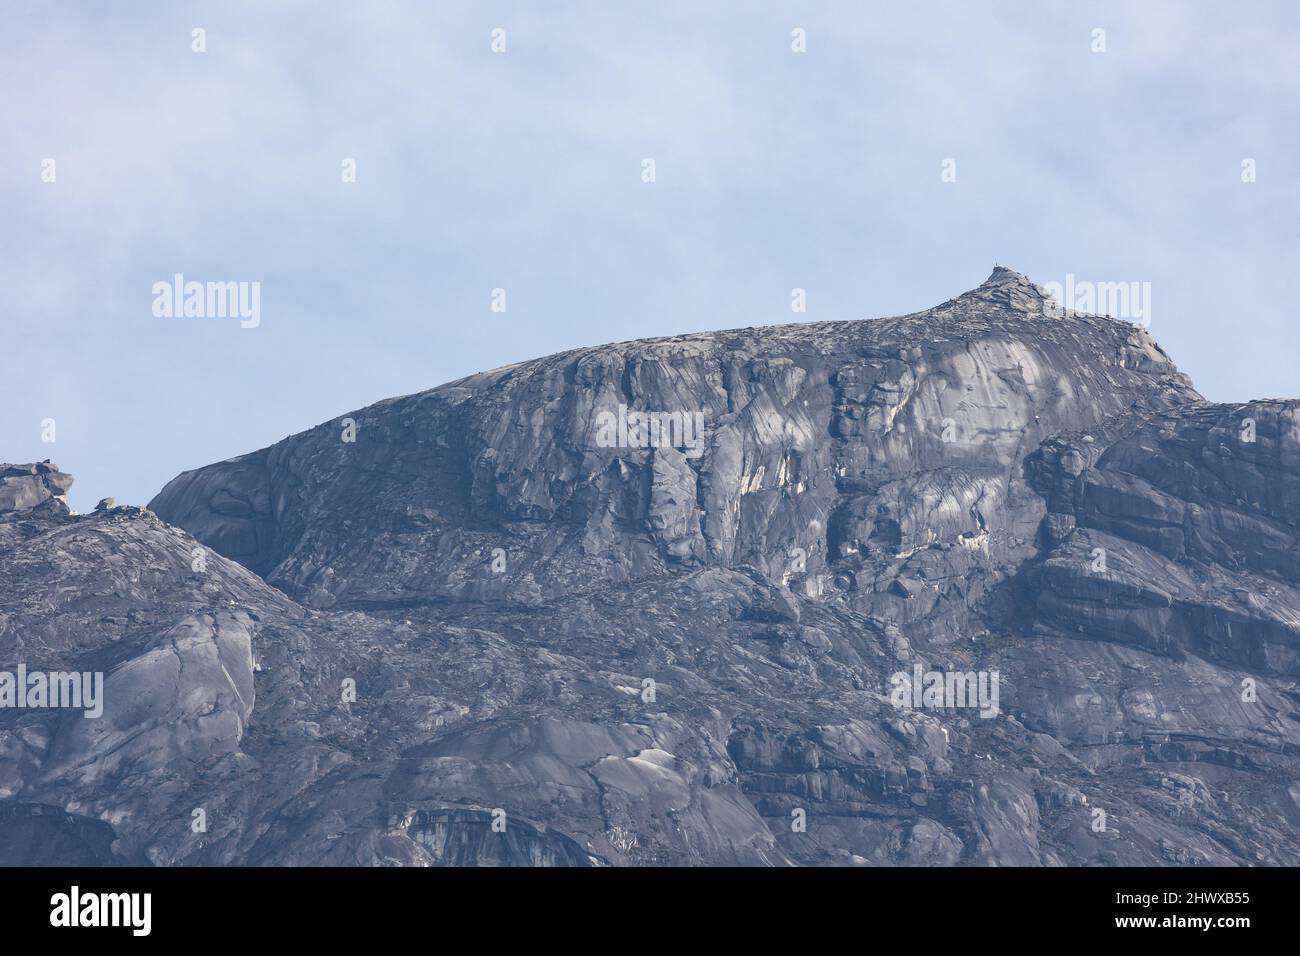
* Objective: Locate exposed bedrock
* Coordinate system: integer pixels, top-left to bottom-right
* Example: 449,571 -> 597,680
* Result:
4,268 -> 1299,866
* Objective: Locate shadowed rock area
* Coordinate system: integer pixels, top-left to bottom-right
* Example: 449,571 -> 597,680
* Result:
4,268 -> 1300,865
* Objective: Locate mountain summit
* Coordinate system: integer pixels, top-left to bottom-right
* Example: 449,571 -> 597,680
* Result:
4,270 -> 1299,866
955,264 -> 1060,312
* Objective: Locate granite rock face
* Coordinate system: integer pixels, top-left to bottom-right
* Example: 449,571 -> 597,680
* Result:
0,462 -> 74,515
4,268 -> 1300,866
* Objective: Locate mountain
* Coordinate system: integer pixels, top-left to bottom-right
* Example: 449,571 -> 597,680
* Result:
4,267 -> 1299,866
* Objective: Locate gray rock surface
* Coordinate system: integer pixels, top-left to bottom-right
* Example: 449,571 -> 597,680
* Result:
0,461 -> 74,515
4,267 -> 1299,865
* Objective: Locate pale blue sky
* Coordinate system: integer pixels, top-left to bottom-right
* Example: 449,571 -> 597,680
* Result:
3,1 -> 1298,511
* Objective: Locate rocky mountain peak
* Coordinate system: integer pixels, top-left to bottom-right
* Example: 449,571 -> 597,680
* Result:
0,461 -> 74,514
955,265 -> 1059,315
6,277 -> 1300,868
148,269 -> 1199,605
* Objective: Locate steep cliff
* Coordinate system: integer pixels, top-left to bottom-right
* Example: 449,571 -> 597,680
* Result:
4,268 -> 1299,866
